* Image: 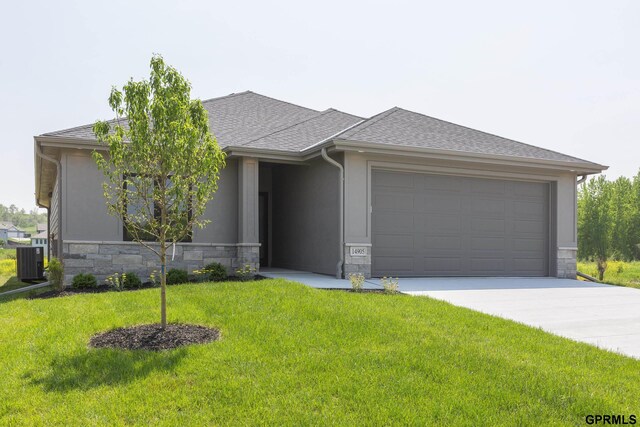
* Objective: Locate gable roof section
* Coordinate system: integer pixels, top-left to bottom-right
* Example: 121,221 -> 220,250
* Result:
333,107 -> 597,165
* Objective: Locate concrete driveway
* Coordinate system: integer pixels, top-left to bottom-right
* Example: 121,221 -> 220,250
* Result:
370,277 -> 640,359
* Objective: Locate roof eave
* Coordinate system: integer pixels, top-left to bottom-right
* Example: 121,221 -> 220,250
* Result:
323,139 -> 607,175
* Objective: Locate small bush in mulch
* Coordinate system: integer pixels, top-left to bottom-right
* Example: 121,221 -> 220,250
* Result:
72,273 -> 97,289
122,272 -> 142,289
89,324 -> 221,351
167,268 -> 189,285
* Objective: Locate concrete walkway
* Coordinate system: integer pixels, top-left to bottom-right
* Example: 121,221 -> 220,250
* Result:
260,268 -> 383,289
260,269 -> 640,359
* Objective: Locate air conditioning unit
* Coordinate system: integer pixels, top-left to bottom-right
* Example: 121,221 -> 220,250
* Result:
16,246 -> 45,281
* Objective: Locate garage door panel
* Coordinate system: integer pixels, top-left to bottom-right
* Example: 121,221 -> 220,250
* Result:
471,218 -> 506,234
513,238 -> 546,252
513,181 -> 547,197
423,257 -> 463,274
374,193 -> 414,210
471,236 -> 505,251
375,234 -> 415,250
425,214 -> 462,233
372,170 -> 414,188
471,198 -> 505,214
422,195 -> 462,213
373,256 -> 414,274
470,258 -> 505,273
372,170 -> 549,277
514,219 -> 546,234
425,235 -> 462,250
471,179 -> 507,195
374,212 -> 414,233
421,174 -> 464,191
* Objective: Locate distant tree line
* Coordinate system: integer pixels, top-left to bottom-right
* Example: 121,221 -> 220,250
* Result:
0,204 -> 47,229
578,172 -> 640,279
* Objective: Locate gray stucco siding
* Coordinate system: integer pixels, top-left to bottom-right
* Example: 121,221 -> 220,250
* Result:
270,156 -> 340,276
60,150 -> 239,244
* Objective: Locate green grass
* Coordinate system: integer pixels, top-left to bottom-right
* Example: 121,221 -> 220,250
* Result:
578,261 -> 640,288
0,281 -> 639,425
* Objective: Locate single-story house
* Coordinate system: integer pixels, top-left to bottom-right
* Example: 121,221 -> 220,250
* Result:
34,91 -> 606,283
31,230 -> 48,257
0,222 -> 26,241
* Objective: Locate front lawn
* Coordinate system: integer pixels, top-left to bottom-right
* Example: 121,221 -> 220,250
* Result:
1,280 -> 638,425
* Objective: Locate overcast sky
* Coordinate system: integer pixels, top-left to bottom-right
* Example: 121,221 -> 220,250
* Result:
1,0 -> 638,210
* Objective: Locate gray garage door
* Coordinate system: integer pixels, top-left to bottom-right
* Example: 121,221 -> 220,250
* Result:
371,170 -> 549,277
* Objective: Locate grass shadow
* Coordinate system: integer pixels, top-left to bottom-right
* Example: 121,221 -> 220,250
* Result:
25,347 -> 188,391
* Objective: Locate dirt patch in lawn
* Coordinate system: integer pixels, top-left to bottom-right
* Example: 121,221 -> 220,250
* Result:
89,324 -> 221,351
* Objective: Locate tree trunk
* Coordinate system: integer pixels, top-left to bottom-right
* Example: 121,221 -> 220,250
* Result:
596,258 -> 607,282
160,243 -> 167,329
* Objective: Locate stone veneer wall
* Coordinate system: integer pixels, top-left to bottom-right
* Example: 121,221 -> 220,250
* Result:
556,247 -> 577,279
63,240 -> 260,284
343,243 -> 372,279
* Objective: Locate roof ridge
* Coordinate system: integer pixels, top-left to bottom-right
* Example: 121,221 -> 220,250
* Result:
239,91 -> 321,114
199,90 -> 253,104
238,109 -> 339,147
393,107 -> 592,164
333,107 -> 400,140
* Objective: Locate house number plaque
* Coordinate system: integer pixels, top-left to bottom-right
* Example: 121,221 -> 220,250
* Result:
349,246 -> 367,257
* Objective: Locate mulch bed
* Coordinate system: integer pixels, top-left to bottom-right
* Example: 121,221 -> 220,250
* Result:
89,323 -> 221,351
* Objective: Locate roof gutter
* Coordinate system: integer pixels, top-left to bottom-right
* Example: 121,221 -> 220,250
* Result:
577,174 -> 588,185
35,142 -> 62,259
321,147 -> 344,279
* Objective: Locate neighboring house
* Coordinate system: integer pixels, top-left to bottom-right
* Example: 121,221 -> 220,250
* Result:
36,223 -> 47,234
0,222 -> 26,241
34,91 -> 606,283
31,230 -> 48,257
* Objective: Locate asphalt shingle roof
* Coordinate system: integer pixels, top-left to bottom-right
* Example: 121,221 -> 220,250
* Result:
43,91 -> 322,149
335,107 -> 594,164
40,91 -> 601,167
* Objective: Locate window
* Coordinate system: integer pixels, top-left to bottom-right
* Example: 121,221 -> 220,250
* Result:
123,174 -> 192,242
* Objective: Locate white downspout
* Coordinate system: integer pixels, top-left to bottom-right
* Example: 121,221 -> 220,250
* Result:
577,174 -> 587,185
321,147 -> 344,279
35,143 -> 63,259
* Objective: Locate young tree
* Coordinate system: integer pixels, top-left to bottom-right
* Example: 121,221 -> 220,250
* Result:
578,176 -> 611,280
93,55 -> 226,328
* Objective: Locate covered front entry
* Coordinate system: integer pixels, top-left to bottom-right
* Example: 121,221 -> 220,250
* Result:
371,170 -> 550,277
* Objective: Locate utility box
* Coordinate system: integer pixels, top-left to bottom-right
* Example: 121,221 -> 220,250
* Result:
16,246 -> 45,281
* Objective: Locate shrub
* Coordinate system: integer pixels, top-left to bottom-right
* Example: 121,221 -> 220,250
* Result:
167,268 -> 189,285
46,257 -> 64,292
381,276 -> 399,294
235,264 -> 256,282
105,273 -> 124,290
349,273 -> 365,292
0,238 -> 5,247
148,270 -> 159,287
202,262 -> 228,282
72,273 -> 97,289
123,272 -> 142,289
